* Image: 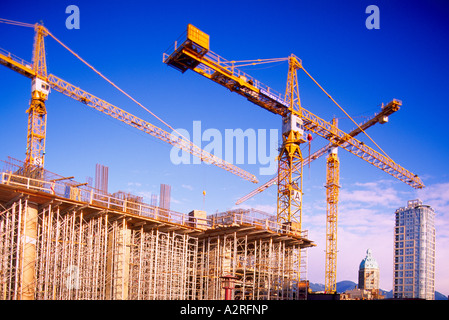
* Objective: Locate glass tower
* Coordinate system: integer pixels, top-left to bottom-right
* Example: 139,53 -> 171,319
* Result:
393,199 -> 435,300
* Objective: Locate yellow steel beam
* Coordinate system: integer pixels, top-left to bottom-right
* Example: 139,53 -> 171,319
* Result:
296,107 -> 423,189
0,50 -> 35,78
325,150 -> 339,294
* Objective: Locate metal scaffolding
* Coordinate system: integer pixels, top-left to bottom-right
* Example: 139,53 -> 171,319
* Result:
128,228 -> 198,300
0,198 -> 199,300
0,167 -> 314,300
196,209 -> 309,300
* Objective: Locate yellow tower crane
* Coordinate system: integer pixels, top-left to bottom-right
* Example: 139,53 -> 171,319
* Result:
235,100 -> 402,293
163,24 -> 424,287
0,20 -> 257,184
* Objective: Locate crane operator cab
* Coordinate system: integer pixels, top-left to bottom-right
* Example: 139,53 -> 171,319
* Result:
282,113 -> 306,144
31,77 -> 50,100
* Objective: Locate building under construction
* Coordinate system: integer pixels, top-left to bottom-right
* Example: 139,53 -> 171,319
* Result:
0,158 -> 314,300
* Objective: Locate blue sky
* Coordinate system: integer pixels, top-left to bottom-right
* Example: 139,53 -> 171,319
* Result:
1,0 -> 449,295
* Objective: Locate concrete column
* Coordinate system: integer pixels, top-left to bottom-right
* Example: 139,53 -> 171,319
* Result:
20,201 -> 38,300
106,219 -> 131,300
117,223 -> 131,300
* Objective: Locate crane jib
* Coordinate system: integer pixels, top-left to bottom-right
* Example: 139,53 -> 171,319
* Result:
259,88 -> 289,109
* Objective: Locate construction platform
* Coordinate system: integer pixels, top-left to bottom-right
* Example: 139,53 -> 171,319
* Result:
0,162 -> 314,300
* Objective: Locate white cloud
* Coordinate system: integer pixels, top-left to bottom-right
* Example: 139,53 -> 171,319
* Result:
418,182 -> 449,216
181,184 -> 194,191
340,180 -> 402,208
127,182 -> 142,187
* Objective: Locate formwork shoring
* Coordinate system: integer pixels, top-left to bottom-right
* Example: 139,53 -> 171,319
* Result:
196,209 -> 308,300
196,234 -> 303,300
0,199 -> 198,300
0,168 -> 312,300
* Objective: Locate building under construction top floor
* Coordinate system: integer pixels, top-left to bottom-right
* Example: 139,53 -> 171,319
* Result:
0,159 -> 314,300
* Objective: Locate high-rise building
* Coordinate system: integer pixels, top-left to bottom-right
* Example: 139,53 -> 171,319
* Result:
358,249 -> 380,294
393,199 -> 436,300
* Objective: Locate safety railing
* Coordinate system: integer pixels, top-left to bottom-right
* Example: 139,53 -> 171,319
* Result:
203,50 -> 288,104
0,171 -> 207,230
0,171 -> 307,238
0,47 -> 33,70
162,40 -> 288,108
162,29 -> 188,63
208,208 -> 308,238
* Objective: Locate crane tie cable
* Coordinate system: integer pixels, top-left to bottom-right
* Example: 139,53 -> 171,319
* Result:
0,18 -> 34,28
44,29 -> 185,139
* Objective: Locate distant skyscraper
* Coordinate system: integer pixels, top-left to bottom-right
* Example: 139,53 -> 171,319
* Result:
393,199 -> 435,300
358,249 -> 380,294
151,194 -> 158,207
159,183 -> 171,210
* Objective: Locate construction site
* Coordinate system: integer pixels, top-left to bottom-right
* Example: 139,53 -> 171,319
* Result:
0,158 -> 311,300
0,19 -> 424,301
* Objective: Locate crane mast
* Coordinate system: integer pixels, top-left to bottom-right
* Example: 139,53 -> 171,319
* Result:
325,119 -> 340,294
235,102 -> 401,294
277,55 -> 306,226
26,24 -> 49,172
